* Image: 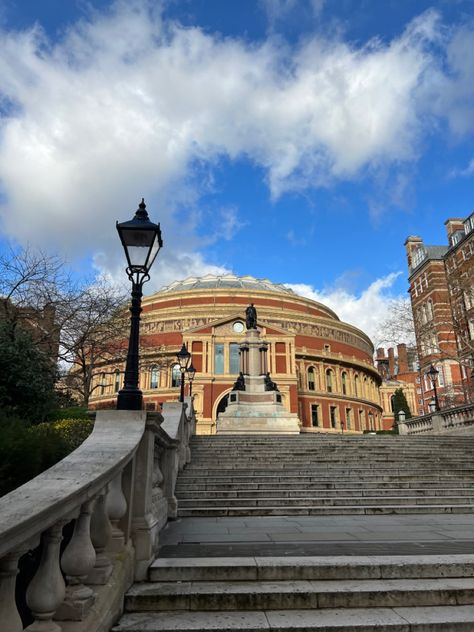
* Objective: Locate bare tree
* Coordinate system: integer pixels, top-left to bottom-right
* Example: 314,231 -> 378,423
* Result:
59,280 -> 128,407
0,245 -> 71,355
374,297 -> 417,350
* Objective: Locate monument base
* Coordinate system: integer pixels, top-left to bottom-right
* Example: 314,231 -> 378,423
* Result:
216,375 -> 301,435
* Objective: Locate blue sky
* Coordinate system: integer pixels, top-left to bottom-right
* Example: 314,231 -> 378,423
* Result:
0,0 -> 473,340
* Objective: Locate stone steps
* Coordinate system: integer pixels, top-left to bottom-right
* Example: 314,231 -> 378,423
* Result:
178,435 -> 474,517
176,485 -> 474,494
177,495 -> 474,507
113,557 -> 474,631
176,488 -> 474,498
112,606 -> 474,630
178,504 -> 474,517
114,435 -> 474,630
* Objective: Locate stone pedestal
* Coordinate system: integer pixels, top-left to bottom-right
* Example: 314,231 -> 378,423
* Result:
217,328 -> 300,435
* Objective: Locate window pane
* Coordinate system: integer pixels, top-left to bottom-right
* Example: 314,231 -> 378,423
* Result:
150,366 -> 160,389
229,343 -> 240,374
215,343 -> 224,374
171,364 -> 181,388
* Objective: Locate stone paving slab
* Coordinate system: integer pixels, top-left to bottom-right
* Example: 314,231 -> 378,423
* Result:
158,541 -> 474,558
114,606 -> 474,631
112,611 -> 269,631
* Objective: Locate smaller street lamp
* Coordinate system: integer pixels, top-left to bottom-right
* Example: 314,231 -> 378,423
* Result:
116,199 -> 163,410
187,362 -> 196,398
177,343 -> 191,403
426,364 -> 440,412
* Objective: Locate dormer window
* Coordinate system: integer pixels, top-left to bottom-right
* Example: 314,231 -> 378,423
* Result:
451,230 -> 464,246
411,246 -> 426,269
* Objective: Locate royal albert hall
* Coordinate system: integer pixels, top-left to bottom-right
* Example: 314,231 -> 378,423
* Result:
90,274 -> 383,434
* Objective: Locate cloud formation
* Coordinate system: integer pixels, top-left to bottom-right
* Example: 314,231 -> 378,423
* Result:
0,2 -> 472,286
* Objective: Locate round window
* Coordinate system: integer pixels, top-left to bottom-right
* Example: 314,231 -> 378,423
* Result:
233,321 -> 244,333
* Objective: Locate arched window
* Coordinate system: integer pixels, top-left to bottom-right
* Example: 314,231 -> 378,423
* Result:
308,367 -> 315,391
114,369 -> 121,393
341,371 -> 347,395
354,374 -> 359,397
390,394 -> 395,412
171,364 -> 181,388
325,369 -> 333,393
364,376 -> 368,397
150,365 -> 160,389
100,372 -> 105,396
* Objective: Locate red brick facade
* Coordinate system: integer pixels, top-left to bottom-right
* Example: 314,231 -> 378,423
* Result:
89,275 -> 382,434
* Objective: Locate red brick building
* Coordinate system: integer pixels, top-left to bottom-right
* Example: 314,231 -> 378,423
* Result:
405,212 -> 474,409
89,274 -> 382,434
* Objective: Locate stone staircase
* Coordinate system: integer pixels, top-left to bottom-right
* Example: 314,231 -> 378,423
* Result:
177,434 -> 474,516
114,434 -> 474,631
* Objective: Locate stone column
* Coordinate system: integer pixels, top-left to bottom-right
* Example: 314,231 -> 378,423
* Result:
87,490 -> 113,585
25,522 -> 66,632
56,501 -> 96,621
0,551 -> 26,632
246,330 -> 261,376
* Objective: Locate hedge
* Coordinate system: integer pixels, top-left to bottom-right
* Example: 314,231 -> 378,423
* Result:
0,417 -> 94,497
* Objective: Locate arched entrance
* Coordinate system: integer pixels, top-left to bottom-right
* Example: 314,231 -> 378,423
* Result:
216,393 -> 229,418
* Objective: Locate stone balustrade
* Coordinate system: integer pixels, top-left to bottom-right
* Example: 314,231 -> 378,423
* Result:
398,402 -> 474,435
0,398 -> 195,632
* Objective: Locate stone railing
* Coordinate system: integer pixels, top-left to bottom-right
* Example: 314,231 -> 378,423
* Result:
0,397 -> 196,632
397,402 -> 474,435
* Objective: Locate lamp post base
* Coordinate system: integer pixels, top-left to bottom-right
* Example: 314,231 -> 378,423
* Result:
117,388 -> 143,411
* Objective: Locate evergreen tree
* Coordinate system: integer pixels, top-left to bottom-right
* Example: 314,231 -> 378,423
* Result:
0,321 -> 57,423
392,387 -> 412,424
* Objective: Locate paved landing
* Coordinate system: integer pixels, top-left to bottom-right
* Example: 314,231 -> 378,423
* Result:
158,514 -> 474,558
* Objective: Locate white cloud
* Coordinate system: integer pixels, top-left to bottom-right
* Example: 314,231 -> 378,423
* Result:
449,158 -> 474,178
286,272 -> 403,342
0,3 -> 471,283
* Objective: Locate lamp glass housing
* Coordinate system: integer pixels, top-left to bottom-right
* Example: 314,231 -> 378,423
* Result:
116,199 -> 163,274
177,343 -> 191,370
427,364 -> 439,380
187,363 -> 196,381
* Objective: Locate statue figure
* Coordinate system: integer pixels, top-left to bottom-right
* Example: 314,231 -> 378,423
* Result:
232,372 -> 246,391
245,303 -> 257,330
264,372 -> 279,392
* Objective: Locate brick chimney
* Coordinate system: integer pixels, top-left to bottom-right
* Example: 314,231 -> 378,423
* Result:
387,348 -> 396,378
404,236 -> 423,271
397,343 -> 409,375
445,218 -> 465,246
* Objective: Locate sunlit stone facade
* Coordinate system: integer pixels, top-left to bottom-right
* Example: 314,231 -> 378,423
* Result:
89,274 -> 382,434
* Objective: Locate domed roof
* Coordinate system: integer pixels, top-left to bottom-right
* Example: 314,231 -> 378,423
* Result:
159,274 -> 296,295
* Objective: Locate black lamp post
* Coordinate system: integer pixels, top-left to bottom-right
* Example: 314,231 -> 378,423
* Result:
187,363 -> 196,398
427,364 -> 440,412
177,343 -> 191,403
116,199 -> 163,410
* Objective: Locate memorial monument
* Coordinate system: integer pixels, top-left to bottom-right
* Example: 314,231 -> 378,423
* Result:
217,304 -> 301,434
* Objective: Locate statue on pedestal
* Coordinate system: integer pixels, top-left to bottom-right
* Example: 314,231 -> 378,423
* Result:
264,372 -> 279,392
232,372 -> 246,391
245,303 -> 257,330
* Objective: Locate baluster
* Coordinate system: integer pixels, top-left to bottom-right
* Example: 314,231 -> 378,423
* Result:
55,501 -> 96,621
25,522 -> 66,632
86,490 -> 113,585
0,550 -> 26,632
106,472 -> 127,552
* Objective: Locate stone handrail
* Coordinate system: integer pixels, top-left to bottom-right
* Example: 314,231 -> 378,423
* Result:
0,400 -> 196,632
398,402 -> 474,435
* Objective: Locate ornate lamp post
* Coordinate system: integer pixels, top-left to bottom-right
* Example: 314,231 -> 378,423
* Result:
187,363 -> 196,398
116,199 -> 163,410
177,343 -> 191,403
427,364 -> 440,412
